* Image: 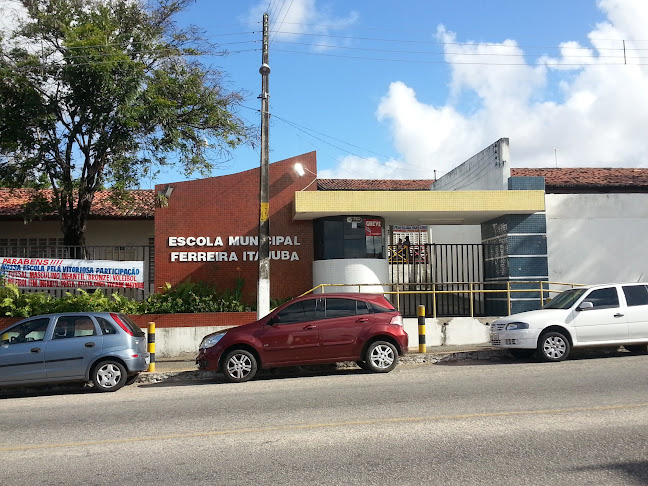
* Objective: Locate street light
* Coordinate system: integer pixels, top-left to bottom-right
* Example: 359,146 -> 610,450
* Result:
294,163 -> 317,190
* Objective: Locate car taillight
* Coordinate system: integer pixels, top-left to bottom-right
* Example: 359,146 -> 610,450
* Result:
390,315 -> 403,326
110,313 -> 134,336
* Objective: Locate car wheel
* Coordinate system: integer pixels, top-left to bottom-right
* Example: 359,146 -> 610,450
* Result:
223,349 -> 257,383
364,341 -> 398,373
538,331 -> 570,362
92,360 -> 127,392
125,374 -> 141,386
509,349 -> 536,359
624,345 -> 648,354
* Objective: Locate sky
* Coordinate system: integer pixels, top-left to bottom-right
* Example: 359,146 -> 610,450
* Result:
3,0 -> 648,187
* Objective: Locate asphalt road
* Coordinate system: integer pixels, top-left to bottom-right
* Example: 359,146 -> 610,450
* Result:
1,351 -> 647,485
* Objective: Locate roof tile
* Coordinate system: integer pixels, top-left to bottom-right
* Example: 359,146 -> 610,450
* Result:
0,188 -> 155,218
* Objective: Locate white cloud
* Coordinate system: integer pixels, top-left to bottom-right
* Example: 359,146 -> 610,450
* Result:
363,0 -> 648,179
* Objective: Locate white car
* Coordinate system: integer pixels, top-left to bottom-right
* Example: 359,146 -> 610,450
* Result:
490,283 -> 648,361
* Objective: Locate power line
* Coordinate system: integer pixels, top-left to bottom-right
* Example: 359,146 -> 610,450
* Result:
271,47 -> 643,66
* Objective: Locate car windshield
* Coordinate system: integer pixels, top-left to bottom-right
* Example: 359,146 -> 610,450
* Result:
543,288 -> 587,309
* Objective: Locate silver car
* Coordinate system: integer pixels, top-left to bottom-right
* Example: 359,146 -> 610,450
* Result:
0,312 -> 150,392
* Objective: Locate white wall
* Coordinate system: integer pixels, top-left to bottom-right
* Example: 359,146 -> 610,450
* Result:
428,225 -> 482,244
1,220 -> 153,246
313,259 -> 390,293
152,318 -> 492,357
432,138 -> 511,191
546,193 -> 648,285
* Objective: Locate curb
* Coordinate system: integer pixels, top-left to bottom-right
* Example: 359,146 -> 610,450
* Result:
137,348 -> 505,384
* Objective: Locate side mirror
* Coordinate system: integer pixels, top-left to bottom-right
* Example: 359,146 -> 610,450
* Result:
267,316 -> 279,326
577,301 -> 594,311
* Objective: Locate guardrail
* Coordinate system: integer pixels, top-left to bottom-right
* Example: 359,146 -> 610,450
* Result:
299,281 -> 585,317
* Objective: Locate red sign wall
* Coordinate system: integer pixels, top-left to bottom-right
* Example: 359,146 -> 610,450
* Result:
154,153 -> 317,304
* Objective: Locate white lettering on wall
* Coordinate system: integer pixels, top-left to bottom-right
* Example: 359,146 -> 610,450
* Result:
169,235 -> 302,263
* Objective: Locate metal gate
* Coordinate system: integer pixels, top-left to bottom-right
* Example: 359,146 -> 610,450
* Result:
388,243 -> 486,317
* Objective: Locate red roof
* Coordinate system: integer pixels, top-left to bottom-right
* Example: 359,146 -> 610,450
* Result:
317,179 -> 434,190
1,168 -> 646,218
510,168 -> 648,190
0,188 -> 155,219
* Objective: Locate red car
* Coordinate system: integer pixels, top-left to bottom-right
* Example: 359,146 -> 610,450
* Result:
196,293 -> 408,383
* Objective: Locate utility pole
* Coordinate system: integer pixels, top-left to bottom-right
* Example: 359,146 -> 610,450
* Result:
257,12 -> 271,318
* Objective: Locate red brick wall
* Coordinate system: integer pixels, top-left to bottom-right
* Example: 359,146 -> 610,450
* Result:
154,152 -> 316,304
1,313 -> 258,331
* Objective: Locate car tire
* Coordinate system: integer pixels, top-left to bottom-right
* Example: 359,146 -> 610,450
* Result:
125,373 -> 141,386
223,349 -> 258,383
509,349 -> 536,359
538,331 -> 570,362
364,341 -> 398,373
92,360 -> 127,392
356,360 -> 370,370
624,344 -> 648,354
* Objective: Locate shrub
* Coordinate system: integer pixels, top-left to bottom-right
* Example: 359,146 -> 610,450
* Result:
0,279 -> 250,316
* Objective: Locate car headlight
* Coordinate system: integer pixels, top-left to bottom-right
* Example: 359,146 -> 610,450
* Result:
199,332 -> 227,349
505,322 -> 529,330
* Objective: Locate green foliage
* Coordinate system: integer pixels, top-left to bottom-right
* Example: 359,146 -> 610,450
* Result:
142,279 -> 247,314
0,280 -> 250,317
0,0 -> 254,245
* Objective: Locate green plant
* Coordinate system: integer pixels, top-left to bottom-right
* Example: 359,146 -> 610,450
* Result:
0,278 -> 250,316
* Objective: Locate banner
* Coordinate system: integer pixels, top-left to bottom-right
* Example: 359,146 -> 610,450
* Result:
0,257 -> 144,290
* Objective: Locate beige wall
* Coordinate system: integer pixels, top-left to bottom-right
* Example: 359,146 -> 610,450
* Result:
1,219 -> 153,246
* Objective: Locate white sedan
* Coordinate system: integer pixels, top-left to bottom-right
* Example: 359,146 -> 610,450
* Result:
490,283 -> 648,361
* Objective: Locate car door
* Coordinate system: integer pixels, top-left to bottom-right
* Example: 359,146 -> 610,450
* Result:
318,297 -> 374,360
572,286 -> 628,343
0,317 -> 50,384
42,315 -> 103,379
622,284 -> 648,339
257,299 -> 321,365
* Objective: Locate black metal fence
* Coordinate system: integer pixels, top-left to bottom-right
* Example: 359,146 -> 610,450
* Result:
388,243 -> 491,317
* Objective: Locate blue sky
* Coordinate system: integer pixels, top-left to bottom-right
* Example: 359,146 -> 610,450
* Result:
3,1 -> 648,187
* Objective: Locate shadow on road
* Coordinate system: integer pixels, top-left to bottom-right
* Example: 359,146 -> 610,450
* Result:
573,460 -> 648,484
436,347 -> 642,366
136,365 -> 375,388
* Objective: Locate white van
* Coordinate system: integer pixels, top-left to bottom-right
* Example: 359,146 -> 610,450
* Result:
490,283 -> 648,361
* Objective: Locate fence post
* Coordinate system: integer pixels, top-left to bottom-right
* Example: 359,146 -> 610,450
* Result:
417,305 -> 426,353
147,322 -> 156,372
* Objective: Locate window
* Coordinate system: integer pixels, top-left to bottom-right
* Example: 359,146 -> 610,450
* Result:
275,299 -> 318,324
314,216 -> 385,260
53,316 -> 97,339
584,287 -> 619,309
325,298 -> 358,319
623,285 -> 648,307
544,288 -> 587,309
96,317 -> 118,335
1,318 -> 49,344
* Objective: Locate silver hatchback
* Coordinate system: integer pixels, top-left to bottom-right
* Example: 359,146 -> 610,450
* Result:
0,312 -> 150,392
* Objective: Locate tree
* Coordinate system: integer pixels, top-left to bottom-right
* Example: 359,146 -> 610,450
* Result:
0,0 -> 254,246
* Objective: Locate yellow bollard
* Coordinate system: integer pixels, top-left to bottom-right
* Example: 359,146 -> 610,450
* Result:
147,322 -> 156,372
417,305 -> 426,353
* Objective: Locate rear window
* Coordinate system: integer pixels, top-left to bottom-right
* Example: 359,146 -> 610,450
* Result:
623,285 -> 648,307
115,314 -> 145,337
369,301 -> 396,313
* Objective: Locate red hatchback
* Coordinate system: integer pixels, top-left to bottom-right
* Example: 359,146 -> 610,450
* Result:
196,293 -> 408,382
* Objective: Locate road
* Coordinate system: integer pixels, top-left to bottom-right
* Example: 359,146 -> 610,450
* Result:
1,351 -> 647,485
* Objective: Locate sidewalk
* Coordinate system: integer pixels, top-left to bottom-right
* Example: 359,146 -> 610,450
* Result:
146,344 -> 499,377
